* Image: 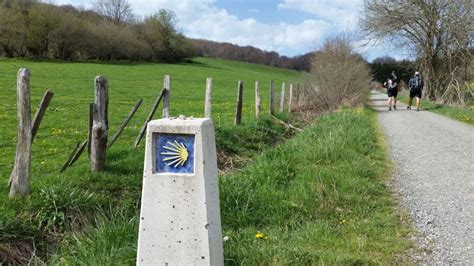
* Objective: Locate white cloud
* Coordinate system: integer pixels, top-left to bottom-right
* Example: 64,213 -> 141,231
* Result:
122,0 -> 330,56
49,0 -> 372,57
278,0 -> 363,31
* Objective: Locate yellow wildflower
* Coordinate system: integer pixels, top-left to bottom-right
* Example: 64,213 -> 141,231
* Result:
255,231 -> 266,239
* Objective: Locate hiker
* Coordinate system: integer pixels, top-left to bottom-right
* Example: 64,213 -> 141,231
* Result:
384,74 -> 398,111
390,71 -> 400,109
407,71 -> 423,111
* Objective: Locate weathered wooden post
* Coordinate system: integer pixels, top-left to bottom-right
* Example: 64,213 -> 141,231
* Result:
108,99 -> 142,149
235,80 -> 243,125
137,117 -> 224,265
134,89 -> 166,148
288,83 -> 294,112
204,78 -> 212,118
279,82 -> 286,112
163,75 -> 171,118
255,81 -> 261,118
299,83 -> 306,107
9,68 -> 31,197
9,89 -> 53,185
87,103 -> 93,157
269,80 -> 275,115
90,76 -> 108,172
31,90 -> 54,142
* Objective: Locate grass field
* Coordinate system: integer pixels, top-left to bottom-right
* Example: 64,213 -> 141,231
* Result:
398,94 -> 474,125
0,58 -> 412,264
0,57 -> 301,177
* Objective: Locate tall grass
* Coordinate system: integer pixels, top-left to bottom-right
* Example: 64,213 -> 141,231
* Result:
220,108 -> 411,264
51,208 -> 138,265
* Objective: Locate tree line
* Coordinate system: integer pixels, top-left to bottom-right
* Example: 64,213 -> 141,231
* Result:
0,0 -> 193,62
0,0 -> 312,70
370,56 -> 416,84
191,39 -> 313,71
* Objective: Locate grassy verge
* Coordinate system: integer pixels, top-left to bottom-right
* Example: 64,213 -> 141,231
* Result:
0,115 -> 291,264
48,108 -> 412,264
398,95 -> 474,125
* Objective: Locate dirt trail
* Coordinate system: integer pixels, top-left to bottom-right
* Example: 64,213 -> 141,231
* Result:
370,91 -> 474,263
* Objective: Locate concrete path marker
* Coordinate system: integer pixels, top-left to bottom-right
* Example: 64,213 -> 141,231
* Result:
137,117 -> 223,265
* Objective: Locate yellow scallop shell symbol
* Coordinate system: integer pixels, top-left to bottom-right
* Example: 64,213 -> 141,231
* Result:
161,140 -> 189,167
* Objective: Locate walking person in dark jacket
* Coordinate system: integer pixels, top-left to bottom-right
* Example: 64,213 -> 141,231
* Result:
407,71 -> 423,111
390,71 -> 400,109
384,71 -> 399,111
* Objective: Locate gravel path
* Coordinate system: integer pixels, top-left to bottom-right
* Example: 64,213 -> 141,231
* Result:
370,91 -> 474,264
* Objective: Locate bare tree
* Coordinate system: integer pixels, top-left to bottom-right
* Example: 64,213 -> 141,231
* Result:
361,0 -> 473,101
94,0 -> 132,25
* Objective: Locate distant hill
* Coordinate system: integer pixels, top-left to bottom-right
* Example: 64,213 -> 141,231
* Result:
191,39 -> 313,71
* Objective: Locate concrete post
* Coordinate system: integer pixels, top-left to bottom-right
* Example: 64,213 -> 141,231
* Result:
137,117 -> 223,265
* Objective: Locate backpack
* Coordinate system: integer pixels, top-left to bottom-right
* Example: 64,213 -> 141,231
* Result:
387,78 -> 396,89
409,76 -> 422,91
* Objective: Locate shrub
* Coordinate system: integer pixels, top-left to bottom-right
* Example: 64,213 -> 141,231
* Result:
301,36 -> 372,111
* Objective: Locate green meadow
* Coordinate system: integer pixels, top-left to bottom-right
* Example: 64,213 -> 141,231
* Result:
0,57 -> 301,176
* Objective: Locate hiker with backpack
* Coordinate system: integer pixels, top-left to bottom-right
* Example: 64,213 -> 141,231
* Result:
384,71 -> 399,111
407,71 -> 423,111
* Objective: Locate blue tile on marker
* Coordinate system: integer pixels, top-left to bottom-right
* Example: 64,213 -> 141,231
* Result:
156,134 -> 195,174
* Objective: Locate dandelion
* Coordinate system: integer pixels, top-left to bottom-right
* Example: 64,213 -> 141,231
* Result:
255,231 -> 266,239
223,236 -> 229,242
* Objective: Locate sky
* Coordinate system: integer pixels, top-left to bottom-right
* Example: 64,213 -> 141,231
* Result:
51,0 -> 410,61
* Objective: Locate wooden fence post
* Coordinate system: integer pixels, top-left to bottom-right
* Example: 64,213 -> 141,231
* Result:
134,89 -> 166,148
235,80 -> 243,125
269,80 -> 275,115
90,76 -> 108,172
163,75 -> 170,118
288,83 -> 294,112
87,103 -> 93,158
204,78 -> 212,118
61,139 -> 88,172
280,82 -> 286,112
108,99 -> 142,149
31,90 -> 54,142
9,68 -> 32,197
60,142 -> 81,173
297,83 -> 304,107
255,81 -> 261,118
